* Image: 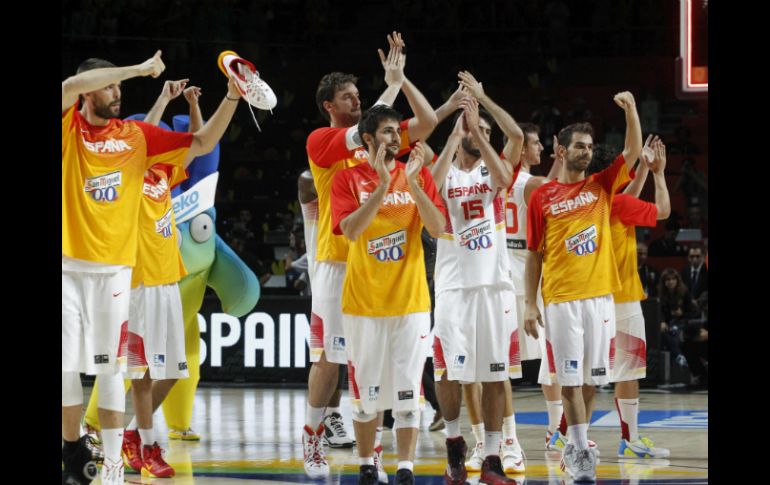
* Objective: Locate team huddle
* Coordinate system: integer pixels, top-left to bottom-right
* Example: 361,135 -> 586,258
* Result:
62,31 -> 671,485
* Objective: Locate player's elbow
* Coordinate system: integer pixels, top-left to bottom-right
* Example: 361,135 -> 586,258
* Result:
657,205 -> 671,220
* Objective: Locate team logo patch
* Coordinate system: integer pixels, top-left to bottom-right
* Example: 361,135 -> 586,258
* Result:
564,360 -> 579,374
143,169 -> 170,202
459,220 -> 493,251
83,171 -> 122,202
480,166 -> 489,176
565,225 -> 598,256
453,355 -> 466,368
368,230 -> 406,262
490,363 -> 506,372
369,386 -> 380,399
591,367 -> 606,376
354,147 -> 368,159
332,336 -> 346,351
155,209 -> 174,238
398,390 -> 414,401
178,362 -> 188,371
507,238 -> 526,250
94,354 -> 110,364
153,354 -> 166,366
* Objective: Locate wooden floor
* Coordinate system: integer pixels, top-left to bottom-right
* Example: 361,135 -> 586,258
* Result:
84,385 -> 708,484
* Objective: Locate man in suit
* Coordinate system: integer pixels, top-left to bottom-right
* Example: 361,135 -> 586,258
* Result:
681,246 -> 708,300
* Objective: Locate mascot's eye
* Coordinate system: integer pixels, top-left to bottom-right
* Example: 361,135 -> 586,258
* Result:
190,213 -> 214,243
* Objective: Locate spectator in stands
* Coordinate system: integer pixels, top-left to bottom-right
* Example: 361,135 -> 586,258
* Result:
285,226 -> 310,295
232,208 -> 257,241
682,291 -> 708,389
658,268 -> 698,368
637,241 -> 659,298
681,246 -> 708,300
648,219 -> 687,256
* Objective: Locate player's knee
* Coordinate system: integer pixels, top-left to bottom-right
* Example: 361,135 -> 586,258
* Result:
351,409 -> 378,423
97,373 -> 126,413
393,410 -> 420,430
62,372 -> 84,407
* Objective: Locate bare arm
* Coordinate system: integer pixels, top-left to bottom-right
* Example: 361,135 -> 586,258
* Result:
144,79 -> 188,126
402,78 -> 438,142
651,140 -> 671,219
523,176 -> 548,204
547,135 -> 563,180
431,115 -> 466,191
406,144 -> 445,237
62,50 -> 165,113
339,145 -> 391,241
623,134 -> 657,197
523,250 -> 544,339
613,91 -> 643,169
463,97 -> 512,191
458,71 -> 524,165
183,77 -> 241,167
420,141 -> 435,167
375,32 -> 406,107
434,86 -> 466,126
298,170 -> 318,204
183,86 -> 204,132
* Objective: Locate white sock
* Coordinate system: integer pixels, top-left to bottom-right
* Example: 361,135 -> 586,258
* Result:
618,398 -> 640,442
397,461 -> 414,472
375,427 -> 383,448
484,431 -> 501,457
139,428 -> 153,446
327,406 -> 341,417
305,404 -> 325,431
471,423 -> 485,444
101,428 -> 124,464
545,400 -> 563,433
445,417 -> 461,438
360,456 -> 374,466
568,424 -> 589,449
502,414 -> 518,441
126,416 -> 138,431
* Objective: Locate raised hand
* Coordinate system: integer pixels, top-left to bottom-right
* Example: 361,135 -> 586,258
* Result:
640,134 -> 660,167
460,96 -> 480,132
139,50 -> 165,78
160,79 -> 189,101
378,31 -> 405,87
613,91 -> 637,112
651,139 -> 667,174
183,85 -> 202,104
406,142 -> 425,184
457,71 -> 485,100
372,143 -> 392,188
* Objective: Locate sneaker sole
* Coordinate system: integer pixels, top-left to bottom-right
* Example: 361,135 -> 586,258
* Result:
217,50 -> 240,78
321,438 -> 355,448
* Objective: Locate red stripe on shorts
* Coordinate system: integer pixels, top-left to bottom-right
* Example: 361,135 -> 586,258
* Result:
433,337 -> 446,371
347,360 -> 361,400
310,312 -> 324,351
509,329 -> 521,367
546,339 -> 556,374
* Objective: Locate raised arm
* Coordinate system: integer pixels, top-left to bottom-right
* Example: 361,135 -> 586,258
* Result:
183,86 -> 204,132
458,71 -> 524,166
406,144 -> 445,237
523,250 -> 544,339
650,140 -> 671,220
431,114 -> 465,191
62,50 -> 165,113
623,134 -> 657,197
463,96 -> 512,191
546,135 -> 563,180
613,91 -> 643,169
434,86 -> 467,126
144,79 -> 188,126
183,77 -> 241,167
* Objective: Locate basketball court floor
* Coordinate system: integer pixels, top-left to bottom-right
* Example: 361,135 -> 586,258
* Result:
83,385 -> 707,484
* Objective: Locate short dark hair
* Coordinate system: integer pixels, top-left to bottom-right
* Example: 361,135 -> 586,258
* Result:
557,122 -> 594,148
451,107 -> 496,132
315,72 -> 358,121
358,105 -> 403,150
586,143 -> 619,176
511,122 -> 540,147
76,58 -> 116,74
